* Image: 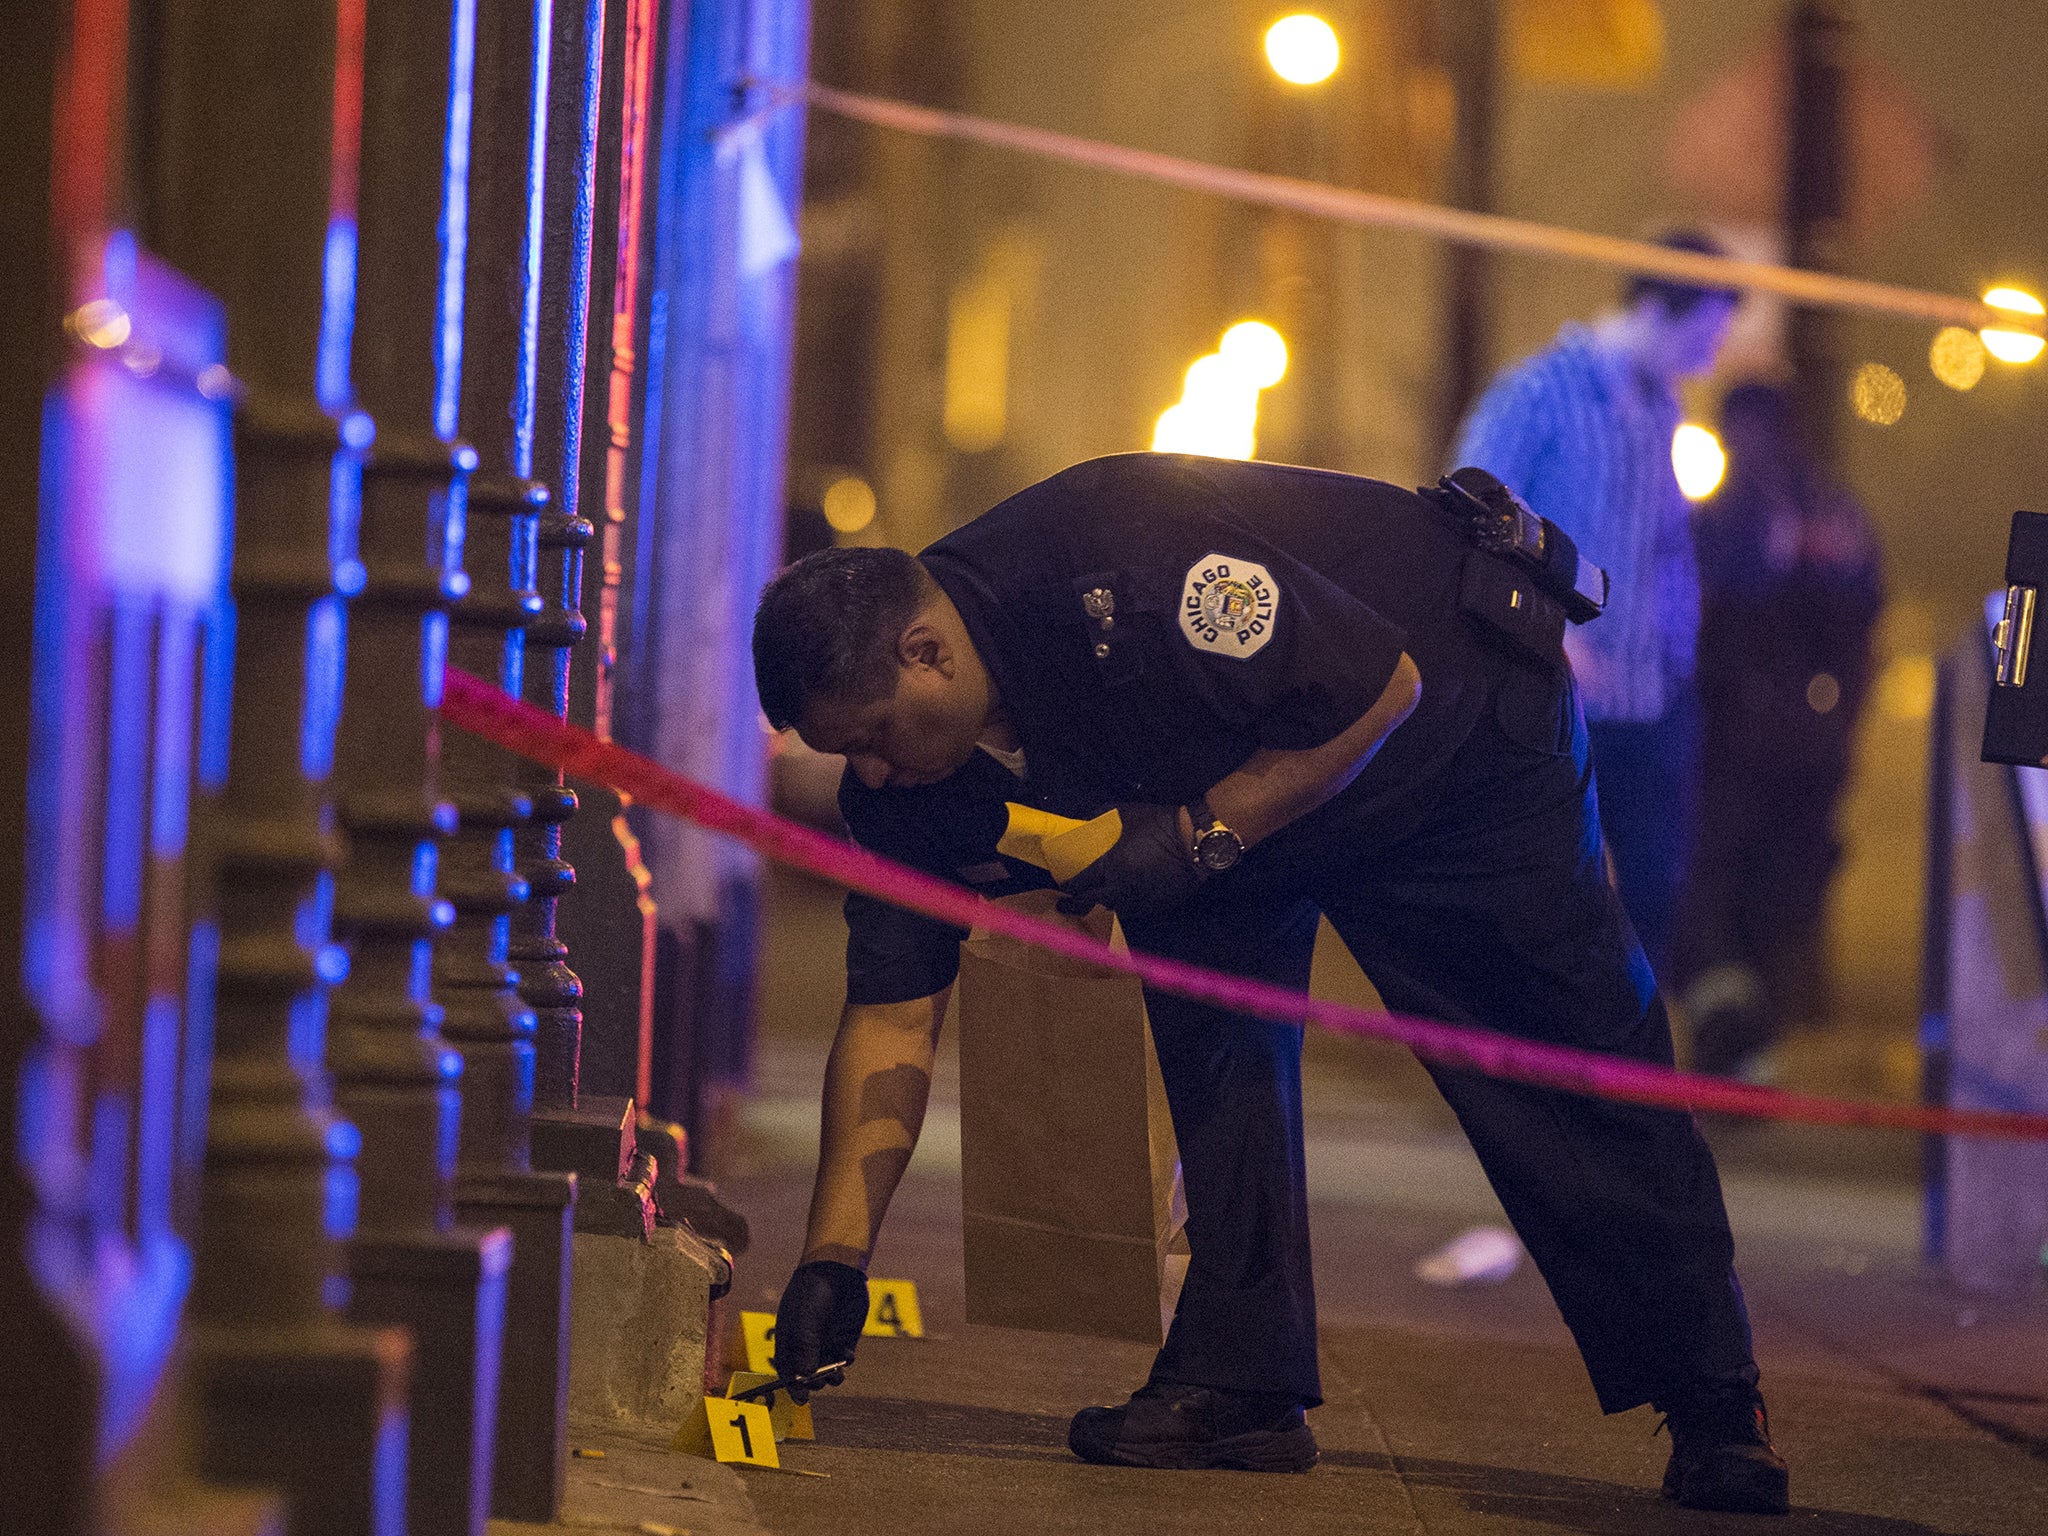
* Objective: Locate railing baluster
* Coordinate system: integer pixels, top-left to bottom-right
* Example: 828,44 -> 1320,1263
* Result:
556,0 -> 661,1151
517,0 -> 623,1188
148,3 -> 414,1533
444,0 -> 583,1519
332,2 -> 517,1533
0,14 -> 95,1528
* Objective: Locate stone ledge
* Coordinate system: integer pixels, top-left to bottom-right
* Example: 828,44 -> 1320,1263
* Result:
567,1224 -> 725,1433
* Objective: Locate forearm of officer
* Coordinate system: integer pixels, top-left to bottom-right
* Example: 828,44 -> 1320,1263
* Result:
1204,651 -> 1421,848
800,989 -> 951,1268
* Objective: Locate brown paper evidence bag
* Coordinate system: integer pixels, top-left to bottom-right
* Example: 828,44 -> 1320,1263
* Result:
956,840 -> 1191,1346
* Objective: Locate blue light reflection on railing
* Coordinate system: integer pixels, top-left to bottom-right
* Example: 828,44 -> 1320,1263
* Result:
135,994 -> 184,1248
178,920 -> 220,1196
197,601 -> 236,794
436,0 -> 478,442
301,592 -> 348,782
326,1158 -> 361,1246
628,285 -> 666,715
149,611 -> 199,862
103,228 -> 139,301
24,401 -> 95,1045
102,599 -> 152,932
290,872 -> 343,1072
556,0 -> 607,524
516,0 -> 555,480
505,511 -> 536,698
91,1228 -> 191,1466
423,608 -> 451,712
317,219 -> 360,414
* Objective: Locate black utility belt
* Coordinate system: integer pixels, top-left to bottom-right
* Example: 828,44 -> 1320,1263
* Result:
1458,549 -> 1569,667
1422,467 -> 1609,669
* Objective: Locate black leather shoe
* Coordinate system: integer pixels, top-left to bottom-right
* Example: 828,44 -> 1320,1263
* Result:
1658,1383 -> 1790,1514
1067,1383 -> 1318,1472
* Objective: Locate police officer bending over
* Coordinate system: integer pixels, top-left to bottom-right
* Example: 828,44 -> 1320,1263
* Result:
751,452 -> 1788,1515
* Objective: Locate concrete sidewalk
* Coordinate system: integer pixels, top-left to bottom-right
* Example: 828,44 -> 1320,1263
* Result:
697,870 -> 2047,1535
715,1121 -> 2045,1535
513,868 -> 2046,1534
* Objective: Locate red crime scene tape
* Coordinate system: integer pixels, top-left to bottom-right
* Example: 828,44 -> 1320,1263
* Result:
442,667 -> 2048,1143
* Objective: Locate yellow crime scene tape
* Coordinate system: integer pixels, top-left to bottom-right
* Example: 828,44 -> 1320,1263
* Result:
745,80 -> 2044,338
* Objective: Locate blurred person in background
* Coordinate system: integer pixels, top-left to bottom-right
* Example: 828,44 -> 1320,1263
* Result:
1451,231 -> 1740,977
1677,382 -> 1884,1079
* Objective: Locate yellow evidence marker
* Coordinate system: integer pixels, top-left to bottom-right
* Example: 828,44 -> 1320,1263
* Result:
863,1278 -> 924,1338
725,1372 -> 815,1441
739,1310 -> 778,1375
672,1395 -> 778,1469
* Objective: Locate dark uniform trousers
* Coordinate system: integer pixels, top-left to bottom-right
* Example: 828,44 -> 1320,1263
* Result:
1122,651 -> 1758,1415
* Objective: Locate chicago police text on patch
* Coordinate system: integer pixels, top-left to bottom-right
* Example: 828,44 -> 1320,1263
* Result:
1180,553 -> 1277,658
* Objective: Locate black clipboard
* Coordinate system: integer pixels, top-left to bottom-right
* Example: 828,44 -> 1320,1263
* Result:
1982,510 -> 2048,766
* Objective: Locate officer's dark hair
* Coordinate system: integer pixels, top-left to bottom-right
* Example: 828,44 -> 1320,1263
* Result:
753,546 -> 938,731
1625,229 -> 1741,319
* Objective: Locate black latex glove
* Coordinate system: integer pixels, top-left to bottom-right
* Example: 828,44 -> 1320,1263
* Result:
1055,802 -> 1206,922
771,1259 -> 870,1403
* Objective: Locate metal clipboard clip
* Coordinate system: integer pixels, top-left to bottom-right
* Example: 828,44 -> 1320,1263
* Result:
1994,582 -> 2036,688
1981,511 -> 2048,766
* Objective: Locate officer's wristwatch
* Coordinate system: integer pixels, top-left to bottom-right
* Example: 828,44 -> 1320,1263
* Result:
1187,794 -> 1245,873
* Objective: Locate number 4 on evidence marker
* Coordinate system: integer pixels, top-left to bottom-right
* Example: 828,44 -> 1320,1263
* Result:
863,1278 -> 924,1338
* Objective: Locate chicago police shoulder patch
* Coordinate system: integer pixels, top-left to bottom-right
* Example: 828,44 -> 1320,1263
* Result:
1180,553 -> 1278,658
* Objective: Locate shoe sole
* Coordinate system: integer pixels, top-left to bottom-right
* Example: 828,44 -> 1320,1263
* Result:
1071,1424 -> 1319,1474
1665,1455 -> 1790,1515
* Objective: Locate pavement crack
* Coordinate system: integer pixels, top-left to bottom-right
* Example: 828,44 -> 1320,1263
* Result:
1318,1340 -> 1429,1535
1759,1285 -> 2048,1467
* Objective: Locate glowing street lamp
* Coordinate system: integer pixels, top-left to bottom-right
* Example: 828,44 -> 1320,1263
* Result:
1980,286 -> 2046,365
1265,14 -> 1340,86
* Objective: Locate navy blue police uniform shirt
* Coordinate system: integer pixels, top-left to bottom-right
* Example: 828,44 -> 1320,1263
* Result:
840,453 -> 1488,1006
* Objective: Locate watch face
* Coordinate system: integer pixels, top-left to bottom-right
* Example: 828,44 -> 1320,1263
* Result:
1195,828 -> 1243,872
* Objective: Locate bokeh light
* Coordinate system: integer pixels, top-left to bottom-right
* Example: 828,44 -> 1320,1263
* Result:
1981,330 -> 2043,365
1850,362 -> 1907,426
1670,423 -> 1726,501
1152,320 -> 1290,461
68,298 -> 131,349
821,474 -> 878,533
1265,14 -> 1340,85
1151,403 -> 1200,454
1183,353 -> 1259,407
1929,326 -> 1987,391
1980,286 -> 2046,365
1877,653 -> 1936,721
1153,399 -> 1256,461
1220,320 -> 1290,388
